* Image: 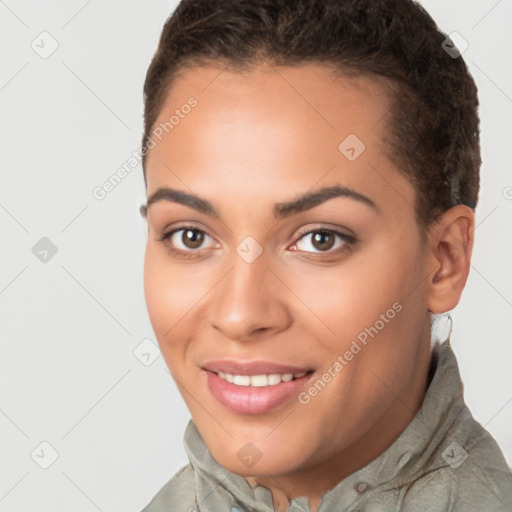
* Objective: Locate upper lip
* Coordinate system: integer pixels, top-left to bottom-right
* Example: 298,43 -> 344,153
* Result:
202,360 -> 313,375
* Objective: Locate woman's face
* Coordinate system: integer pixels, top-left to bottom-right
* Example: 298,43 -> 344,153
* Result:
143,63 -> 433,479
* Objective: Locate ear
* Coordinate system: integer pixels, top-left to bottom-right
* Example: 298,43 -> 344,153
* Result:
426,205 -> 475,314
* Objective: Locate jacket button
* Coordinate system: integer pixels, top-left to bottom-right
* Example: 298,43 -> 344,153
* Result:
354,481 -> 369,493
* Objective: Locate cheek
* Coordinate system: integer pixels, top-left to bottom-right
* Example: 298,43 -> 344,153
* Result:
144,246 -> 168,330
291,259 -> 426,443
288,245 -> 415,345
326,242 -> 428,386
143,245 -> 194,352
292,238 -> 427,385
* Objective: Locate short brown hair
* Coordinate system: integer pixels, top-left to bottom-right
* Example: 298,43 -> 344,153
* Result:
142,0 -> 481,229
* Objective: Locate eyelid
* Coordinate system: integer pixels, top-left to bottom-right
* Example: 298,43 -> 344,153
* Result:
290,225 -> 356,254
158,223 -> 217,245
294,223 -> 356,241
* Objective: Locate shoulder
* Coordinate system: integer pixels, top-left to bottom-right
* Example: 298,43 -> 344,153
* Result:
402,426 -> 512,511
140,464 -> 196,512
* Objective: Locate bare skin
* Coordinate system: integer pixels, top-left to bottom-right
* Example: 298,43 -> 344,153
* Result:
141,63 -> 474,512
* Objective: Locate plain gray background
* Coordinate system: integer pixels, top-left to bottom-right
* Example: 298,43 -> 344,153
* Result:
1,1 -> 511,510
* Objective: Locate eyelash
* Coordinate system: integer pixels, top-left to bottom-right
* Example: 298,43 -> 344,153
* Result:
158,224 -> 356,260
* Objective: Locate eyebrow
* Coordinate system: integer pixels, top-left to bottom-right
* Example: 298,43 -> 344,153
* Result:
139,184 -> 378,219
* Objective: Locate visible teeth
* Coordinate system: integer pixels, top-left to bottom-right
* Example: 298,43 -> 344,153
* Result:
268,374 -> 282,385
217,371 -> 307,386
233,375 -> 251,386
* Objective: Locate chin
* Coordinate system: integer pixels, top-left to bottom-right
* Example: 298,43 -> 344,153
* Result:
211,446 -> 302,478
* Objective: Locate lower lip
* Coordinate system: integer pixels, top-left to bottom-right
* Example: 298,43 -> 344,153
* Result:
204,370 -> 313,415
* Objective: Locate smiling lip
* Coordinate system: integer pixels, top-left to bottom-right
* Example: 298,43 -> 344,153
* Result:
201,359 -> 314,415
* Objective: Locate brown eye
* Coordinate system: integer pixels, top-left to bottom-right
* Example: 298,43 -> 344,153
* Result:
181,228 -> 205,249
293,227 -> 355,255
310,231 -> 336,251
159,224 -> 217,258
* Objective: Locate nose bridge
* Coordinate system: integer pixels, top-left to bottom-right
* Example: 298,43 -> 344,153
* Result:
210,242 -> 288,339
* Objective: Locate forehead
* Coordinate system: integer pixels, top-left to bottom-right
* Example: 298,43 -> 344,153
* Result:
151,63 -> 391,150
145,63 -> 414,219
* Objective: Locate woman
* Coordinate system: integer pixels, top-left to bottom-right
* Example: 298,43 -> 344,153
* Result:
138,0 -> 512,510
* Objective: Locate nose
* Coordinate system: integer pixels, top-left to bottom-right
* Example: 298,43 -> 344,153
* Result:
209,248 -> 291,343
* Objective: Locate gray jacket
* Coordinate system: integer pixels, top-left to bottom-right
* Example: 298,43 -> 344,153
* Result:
141,340 -> 512,511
